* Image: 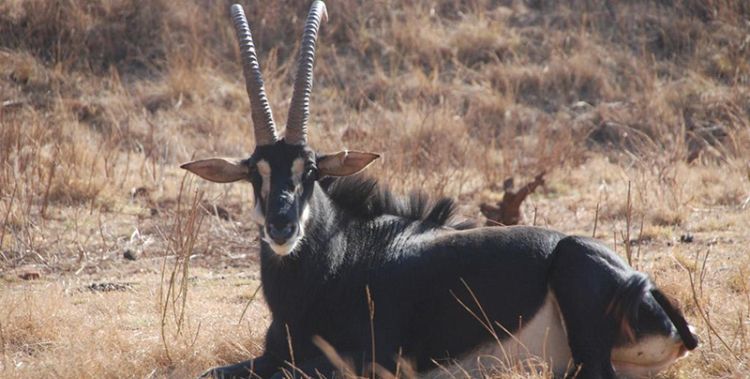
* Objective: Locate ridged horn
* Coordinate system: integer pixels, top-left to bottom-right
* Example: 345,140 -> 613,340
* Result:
230,4 -> 278,146
285,0 -> 328,145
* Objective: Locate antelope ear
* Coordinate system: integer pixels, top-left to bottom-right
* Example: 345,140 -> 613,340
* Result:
180,158 -> 249,183
317,150 -> 380,177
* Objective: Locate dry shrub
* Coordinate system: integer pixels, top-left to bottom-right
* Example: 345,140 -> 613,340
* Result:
389,9 -> 451,73
642,15 -> 702,60
452,17 -> 518,68
0,0 -> 169,74
488,52 -> 615,113
346,70 -> 406,111
463,90 -> 511,140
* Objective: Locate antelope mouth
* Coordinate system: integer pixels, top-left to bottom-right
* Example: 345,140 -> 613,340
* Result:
263,231 -> 302,256
265,237 -> 302,256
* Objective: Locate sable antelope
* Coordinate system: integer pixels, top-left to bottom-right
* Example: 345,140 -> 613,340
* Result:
181,2 -> 698,378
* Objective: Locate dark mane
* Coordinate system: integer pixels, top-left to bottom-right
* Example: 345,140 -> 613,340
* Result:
320,175 -> 474,230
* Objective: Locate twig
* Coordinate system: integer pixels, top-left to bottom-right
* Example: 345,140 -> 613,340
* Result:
238,284 -> 263,325
366,286 -> 376,379
0,320 -> 8,373
635,214 -> 644,263
285,323 -> 296,372
624,181 -> 633,266
312,336 -> 355,378
685,249 -> 740,361
159,170 -> 196,364
592,200 -> 600,238
160,254 -> 174,363
97,208 -> 110,252
0,179 -> 18,262
40,151 -> 58,219
612,230 -> 617,254
189,321 -> 202,352
458,278 -> 498,343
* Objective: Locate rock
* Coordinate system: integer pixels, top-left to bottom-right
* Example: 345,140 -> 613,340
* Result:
18,271 -> 41,280
85,282 -> 133,292
571,100 -> 593,112
123,249 -> 139,261
16,265 -> 42,280
679,233 -> 694,244
201,201 -> 233,221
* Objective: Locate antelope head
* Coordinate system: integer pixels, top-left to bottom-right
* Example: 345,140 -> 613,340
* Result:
181,1 -> 379,256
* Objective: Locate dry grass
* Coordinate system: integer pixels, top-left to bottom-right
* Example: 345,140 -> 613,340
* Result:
1,0 -> 749,377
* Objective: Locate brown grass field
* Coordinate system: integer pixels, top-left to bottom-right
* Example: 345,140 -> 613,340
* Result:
1,0 -> 749,378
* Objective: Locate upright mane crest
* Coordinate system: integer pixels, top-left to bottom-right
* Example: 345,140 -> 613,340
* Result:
321,175 -> 474,229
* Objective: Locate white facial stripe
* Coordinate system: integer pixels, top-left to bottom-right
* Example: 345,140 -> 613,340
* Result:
291,157 -> 305,187
257,159 -> 271,176
257,160 -> 271,199
255,158 -> 311,257
250,200 -> 265,224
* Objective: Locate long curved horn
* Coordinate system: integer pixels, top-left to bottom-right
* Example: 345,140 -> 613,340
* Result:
285,0 -> 328,145
231,4 -> 278,146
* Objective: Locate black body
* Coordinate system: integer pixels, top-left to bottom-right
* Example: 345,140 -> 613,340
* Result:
210,176 -> 696,379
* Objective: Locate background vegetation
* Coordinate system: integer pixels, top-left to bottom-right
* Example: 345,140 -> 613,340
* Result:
1,0 -> 748,377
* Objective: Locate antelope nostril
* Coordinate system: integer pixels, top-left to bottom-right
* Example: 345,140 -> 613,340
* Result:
267,222 -> 297,243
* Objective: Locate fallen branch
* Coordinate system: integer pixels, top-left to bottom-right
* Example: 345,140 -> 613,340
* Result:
480,172 -> 546,226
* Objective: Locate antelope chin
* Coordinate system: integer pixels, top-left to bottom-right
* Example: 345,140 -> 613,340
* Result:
611,336 -> 689,378
611,347 -> 684,378
265,236 -> 301,256
261,224 -> 302,256
260,206 -> 309,256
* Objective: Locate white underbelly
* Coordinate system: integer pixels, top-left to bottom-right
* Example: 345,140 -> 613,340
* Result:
425,291 -> 572,378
